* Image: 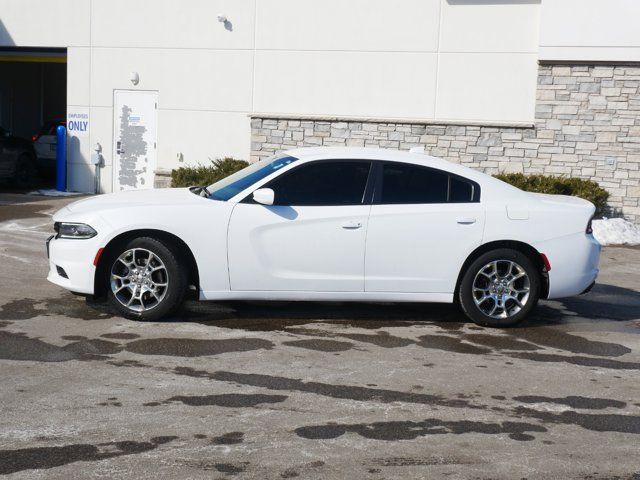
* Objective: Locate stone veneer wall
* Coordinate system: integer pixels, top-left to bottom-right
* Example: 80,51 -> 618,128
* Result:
250,65 -> 640,221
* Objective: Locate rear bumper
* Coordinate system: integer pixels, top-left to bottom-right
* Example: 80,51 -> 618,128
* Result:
46,236 -> 99,295
581,281 -> 596,295
537,233 -> 601,299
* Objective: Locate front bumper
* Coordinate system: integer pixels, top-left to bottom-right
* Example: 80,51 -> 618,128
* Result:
46,235 -> 100,295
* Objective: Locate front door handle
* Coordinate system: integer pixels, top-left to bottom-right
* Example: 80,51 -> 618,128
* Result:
456,217 -> 477,225
341,220 -> 363,229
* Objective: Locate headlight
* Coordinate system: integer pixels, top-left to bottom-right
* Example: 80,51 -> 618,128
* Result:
54,222 -> 97,239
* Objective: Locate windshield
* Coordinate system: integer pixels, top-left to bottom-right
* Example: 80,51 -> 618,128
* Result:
207,154 -> 298,201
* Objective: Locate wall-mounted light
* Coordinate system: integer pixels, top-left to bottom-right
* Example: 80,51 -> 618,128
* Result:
129,71 -> 140,86
217,13 -> 232,31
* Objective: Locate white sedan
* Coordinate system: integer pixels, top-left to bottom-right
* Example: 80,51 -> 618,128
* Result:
47,147 -> 601,327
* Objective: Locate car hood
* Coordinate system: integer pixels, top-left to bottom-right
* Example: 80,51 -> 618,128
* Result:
64,188 -> 204,215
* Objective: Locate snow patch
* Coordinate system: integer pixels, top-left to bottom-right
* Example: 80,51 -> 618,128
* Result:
592,218 -> 640,246
28,189 -> 82,197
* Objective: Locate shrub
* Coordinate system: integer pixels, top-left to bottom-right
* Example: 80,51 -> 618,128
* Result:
171,158 -> 249,188
494,173 -> 609,215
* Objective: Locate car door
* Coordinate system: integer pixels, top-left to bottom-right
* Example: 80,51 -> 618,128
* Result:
365,161 -> 485,294
227,160 -> 373,292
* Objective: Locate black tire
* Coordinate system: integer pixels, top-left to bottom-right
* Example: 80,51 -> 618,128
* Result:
13,154 -> 37,188
105,237 -> 187,321
458,248 -> 540,328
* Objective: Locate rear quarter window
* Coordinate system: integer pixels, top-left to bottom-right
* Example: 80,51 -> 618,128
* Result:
449,176 -> 476,203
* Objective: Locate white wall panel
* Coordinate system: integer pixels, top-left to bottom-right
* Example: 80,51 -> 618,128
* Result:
440,0 -> 540,53
91,0 -> 255,49
157,111 -> 250,169
540,0 -> 640,61
90,48 -> 253,111
68,163 -> 98,193
254,51 -> 437,119
67,122 -> 94,193
0,0 -> 90,47
436,53 -> 538,123
67,48 -> 91,106
257,0 -> 440,52
89,106 -> 113,167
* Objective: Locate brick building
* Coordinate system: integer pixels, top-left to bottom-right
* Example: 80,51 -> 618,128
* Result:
0,0 -> 639,218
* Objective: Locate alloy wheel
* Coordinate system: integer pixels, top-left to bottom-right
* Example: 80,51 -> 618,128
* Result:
110,248 -> 169,312
472,260 -> 531,319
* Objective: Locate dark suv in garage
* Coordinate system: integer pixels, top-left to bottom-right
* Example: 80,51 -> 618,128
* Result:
0,126 -> 38,188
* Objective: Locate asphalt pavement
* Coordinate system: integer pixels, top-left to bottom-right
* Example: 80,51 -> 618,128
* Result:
0,192 -> 639,480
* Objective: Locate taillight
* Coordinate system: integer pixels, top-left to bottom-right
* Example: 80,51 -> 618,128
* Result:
586,216 -> 594,235
32,134 -> 40,142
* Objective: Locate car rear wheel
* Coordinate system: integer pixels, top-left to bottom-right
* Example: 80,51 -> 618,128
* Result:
106,237 -> 187,321
458,248 -> 540,327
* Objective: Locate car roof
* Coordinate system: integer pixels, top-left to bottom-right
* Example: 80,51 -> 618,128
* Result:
286,146 -> 426,161
281,147 -> 526,199
285,147 -> 466,169
284,146 -> 482,180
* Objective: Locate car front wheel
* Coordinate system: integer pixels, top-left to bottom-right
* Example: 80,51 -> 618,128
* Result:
106,237 -> 187,321
458,249 -> 540,327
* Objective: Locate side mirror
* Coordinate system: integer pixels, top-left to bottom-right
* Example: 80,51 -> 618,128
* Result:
252,188 -> 274,206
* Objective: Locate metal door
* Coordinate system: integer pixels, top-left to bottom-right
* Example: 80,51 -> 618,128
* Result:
113,90 -> 158,191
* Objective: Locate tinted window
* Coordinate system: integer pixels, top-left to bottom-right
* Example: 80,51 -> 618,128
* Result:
208,155 -> 298,201
380,163 -> 448,204
449,176 -> 475,203
268,161 -> 371,206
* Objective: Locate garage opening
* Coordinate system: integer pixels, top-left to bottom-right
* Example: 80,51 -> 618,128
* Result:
0,47 -> 66,190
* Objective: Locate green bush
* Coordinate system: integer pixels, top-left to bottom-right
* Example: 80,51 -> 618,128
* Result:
494,173 -> 609,215
171,158 -> 249,188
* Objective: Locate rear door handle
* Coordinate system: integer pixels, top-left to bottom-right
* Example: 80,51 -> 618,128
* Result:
456,217 -> 477,225
341,220 -> 363,229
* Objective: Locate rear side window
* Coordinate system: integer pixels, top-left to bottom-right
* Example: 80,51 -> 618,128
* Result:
379,162 -> 479,204
380,163 -> 448,204
267,161 -> 371,206
449,176 -> 475,203
39,122 -> 59,135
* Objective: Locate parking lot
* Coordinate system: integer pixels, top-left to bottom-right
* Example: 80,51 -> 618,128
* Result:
0,193 -> 639,480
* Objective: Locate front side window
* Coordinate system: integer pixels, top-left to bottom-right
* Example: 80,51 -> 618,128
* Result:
267,161 -> 372,206
207,154 -> 298,201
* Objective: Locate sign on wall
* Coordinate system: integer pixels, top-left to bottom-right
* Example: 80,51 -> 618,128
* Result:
67,108 -> 89,137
